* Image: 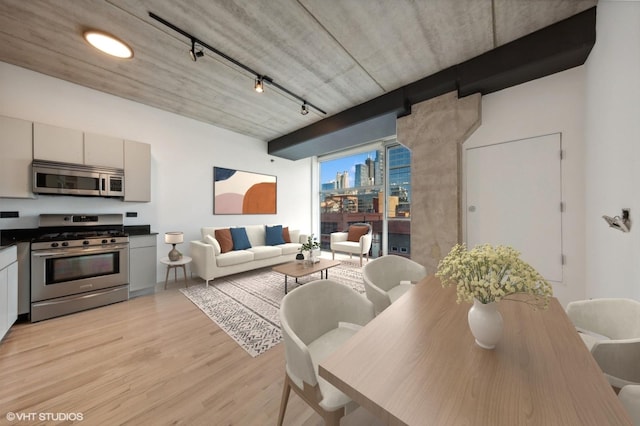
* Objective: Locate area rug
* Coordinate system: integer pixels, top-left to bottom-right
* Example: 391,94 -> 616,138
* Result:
179,258 -> 365,357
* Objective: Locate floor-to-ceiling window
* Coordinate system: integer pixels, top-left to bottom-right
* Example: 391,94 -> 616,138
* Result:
318,140 -> 411,258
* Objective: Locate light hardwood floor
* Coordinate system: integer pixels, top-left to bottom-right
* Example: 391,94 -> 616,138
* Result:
0,276 -> 381,426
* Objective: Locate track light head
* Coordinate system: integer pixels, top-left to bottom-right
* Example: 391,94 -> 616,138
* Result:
254,77 -> 264,93
300,102 -> 309,115
189,39 -> 204,61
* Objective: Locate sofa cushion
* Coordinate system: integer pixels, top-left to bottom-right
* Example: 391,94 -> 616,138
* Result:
266,225 -> 286,245
215,228 -> 234,253
347,225 -> 369,242
278,243 -> 302,255
216,250 -> 254,267
282,227 -> 291,243
205,234 -> 221,255
244,225 -> 266,247
248,246 -> 282,260
332,241 -> 361,252
230,227 -> 252,250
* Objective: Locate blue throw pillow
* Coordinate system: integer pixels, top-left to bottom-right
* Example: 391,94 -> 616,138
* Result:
230,227 -> 251,250
265,225 -> 285,246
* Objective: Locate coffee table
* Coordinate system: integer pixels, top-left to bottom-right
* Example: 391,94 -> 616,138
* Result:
272,258 -> 341,293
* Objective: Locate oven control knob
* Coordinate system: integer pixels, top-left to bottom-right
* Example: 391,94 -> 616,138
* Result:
83,240 -> 90,245
51,242 -> 59,248
102,239 -> 108,244
61,242 -> 69,247
110,238 -> 117,243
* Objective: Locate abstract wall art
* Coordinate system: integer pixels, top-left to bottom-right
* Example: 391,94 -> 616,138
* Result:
213,167 -> 277,214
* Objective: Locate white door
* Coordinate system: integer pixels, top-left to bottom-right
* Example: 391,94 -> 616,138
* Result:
465,133 -> 563,283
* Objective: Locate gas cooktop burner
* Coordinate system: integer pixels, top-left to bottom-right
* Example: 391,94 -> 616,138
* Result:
34,230 -> 127,242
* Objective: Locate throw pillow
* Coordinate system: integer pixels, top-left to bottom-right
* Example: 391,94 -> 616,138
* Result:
347,225 -> 369,242
265,225 -> 285,246
282,226 -> 291,243
205,234 -> 221,255
214,228 -> 234,253
230,227 -> 252,250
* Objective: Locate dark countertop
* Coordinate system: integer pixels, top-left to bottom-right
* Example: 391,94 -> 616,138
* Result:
1,225 -> 155,245
124,225 -> 154,236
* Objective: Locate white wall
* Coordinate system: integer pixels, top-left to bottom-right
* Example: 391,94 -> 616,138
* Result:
584,0 -> 640,300
463,66 -> 586,307
0,62 -> 313,282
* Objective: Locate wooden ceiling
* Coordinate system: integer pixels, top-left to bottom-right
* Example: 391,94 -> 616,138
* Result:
0,0 -> 596,142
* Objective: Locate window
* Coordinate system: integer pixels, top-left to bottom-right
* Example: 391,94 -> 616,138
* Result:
319,141 -> 411,258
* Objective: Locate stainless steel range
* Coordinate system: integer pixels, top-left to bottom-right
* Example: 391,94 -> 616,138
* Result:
30,214 -> 129,322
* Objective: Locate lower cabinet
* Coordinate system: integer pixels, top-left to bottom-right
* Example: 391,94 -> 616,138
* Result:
129,235 -> 157,295
1,246 -> 18,341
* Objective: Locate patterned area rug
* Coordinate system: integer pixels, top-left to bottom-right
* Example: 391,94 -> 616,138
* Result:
179,258 -> 365,357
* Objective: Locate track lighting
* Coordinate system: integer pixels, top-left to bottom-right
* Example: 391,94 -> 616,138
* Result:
254,77 -> 264,93
189,39 -> 204,61
149,12 -> 326,115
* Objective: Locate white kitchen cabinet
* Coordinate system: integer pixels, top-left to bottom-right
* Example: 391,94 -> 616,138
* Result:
0,245 -> 18,342
84,132 -> 124,168
129,234 -> 157,294
124,140 -> 151,202
0,116 -> 34,198
33,122 -> 84,164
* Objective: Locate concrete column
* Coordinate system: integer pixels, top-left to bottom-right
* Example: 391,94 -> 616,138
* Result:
396,91 -> 481,273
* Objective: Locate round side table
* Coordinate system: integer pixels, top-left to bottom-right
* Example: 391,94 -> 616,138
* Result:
160,255 -> 192,289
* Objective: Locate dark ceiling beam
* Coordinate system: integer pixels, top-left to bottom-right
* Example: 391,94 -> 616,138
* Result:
267,88 -> 408,156
268,6 -> 596,160
457,6 -> 596,97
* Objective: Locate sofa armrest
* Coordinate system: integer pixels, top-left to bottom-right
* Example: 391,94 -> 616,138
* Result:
360,233 -> 372,252
330,232 -> 348,244
190,240 -> 217,284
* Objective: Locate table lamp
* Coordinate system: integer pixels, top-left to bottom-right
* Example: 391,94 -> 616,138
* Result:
165,231 -> 183,261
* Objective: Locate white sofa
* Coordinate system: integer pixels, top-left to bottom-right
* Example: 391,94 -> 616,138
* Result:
190,225 -> 305,286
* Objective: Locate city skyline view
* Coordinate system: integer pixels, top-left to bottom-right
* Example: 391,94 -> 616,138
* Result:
319,151 -> 377,187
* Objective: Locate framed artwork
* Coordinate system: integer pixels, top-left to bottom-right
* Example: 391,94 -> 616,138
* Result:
213,167 -> 277,214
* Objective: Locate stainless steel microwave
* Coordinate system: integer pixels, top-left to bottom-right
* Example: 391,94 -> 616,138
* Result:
32,160 -> 125,198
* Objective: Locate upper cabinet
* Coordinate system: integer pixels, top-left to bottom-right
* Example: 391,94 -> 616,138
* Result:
33,122 -> 83,164
124,140 -> 151,202
84,132 -> 124,168
0,116 -> 34,199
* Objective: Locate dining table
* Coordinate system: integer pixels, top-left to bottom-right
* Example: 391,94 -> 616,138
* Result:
318,275 -> 632,425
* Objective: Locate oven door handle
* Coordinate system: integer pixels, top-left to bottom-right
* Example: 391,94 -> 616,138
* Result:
32,244 -> 129,257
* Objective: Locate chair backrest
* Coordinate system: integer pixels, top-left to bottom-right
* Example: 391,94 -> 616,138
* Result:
363,255 -> 427,292
279,280 -> 374,387
567,298 -> 640,339
618,385 -> 640,424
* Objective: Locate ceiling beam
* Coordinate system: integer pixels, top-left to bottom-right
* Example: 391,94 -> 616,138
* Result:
268,6 -> 596,160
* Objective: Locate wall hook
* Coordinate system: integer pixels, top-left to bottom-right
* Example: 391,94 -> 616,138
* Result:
602,208 -> 630,233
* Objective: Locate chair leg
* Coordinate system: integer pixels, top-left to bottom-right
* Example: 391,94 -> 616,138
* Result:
359,253 -> 363,266
323,407 -> 345,426
332,250 -> 335,260
277,374 -> 292,426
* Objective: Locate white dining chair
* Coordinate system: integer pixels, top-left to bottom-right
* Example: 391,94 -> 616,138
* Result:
362,255 -> 427,314
277,279 -> 374,426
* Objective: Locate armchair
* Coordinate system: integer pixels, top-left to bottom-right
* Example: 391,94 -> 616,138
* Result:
363,255 -> 427,314
277,279 -> 374,426
330,223 -> 372,266
566,298 -> 640,389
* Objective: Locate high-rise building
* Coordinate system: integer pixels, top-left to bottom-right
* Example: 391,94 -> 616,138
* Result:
336,171 -> 349,189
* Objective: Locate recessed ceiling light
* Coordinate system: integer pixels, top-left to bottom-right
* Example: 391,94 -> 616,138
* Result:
83,30 -> 133,59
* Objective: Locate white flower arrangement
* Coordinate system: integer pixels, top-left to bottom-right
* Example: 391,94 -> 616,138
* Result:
300,234 -> 320,253
436,244 -> 553,309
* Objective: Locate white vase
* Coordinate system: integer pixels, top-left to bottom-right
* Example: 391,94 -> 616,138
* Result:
467,298 -> 503,349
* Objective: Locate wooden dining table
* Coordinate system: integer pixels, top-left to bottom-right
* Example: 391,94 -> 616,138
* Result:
318,275 -> 632,425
